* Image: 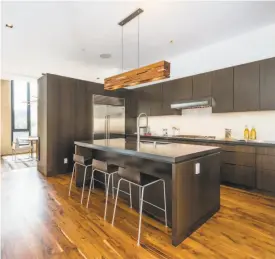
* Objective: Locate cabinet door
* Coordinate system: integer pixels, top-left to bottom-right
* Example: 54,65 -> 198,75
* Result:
212,68 -> 234,113
134,87 -> 151,115
221,164 -> 256,188
192,72 -> 212,98
145,83 -> 162,116
260,58 -> 275,110
222,151 -> 255,167
234,62 -> 260,111
162,78 -> 192,115
256,169 -> 275,193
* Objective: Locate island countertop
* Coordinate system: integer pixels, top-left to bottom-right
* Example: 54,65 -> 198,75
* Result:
74,138 -> 220,163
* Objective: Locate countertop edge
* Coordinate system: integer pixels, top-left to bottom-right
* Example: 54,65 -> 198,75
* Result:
126,134 -> 275,148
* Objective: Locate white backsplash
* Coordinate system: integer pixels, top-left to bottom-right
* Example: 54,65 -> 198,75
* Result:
140,108 -> 275,141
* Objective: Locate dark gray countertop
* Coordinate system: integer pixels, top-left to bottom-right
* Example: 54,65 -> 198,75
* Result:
74,138 -> 220,163
126,134 -> 275,148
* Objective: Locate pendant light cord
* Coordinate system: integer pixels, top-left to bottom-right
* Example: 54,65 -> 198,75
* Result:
138,15 -> 140,68
121,11 -> 141,71
122,26 -> 124,72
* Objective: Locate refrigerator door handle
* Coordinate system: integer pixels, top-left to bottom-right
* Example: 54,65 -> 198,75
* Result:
108,115 -> 110,140
105,115 -> 107,140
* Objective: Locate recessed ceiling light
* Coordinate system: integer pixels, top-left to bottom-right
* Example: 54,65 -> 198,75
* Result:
97,77 -> 100,80
170,40 -> 174,44
6,24 -> 13,29
100,53 -> 111,59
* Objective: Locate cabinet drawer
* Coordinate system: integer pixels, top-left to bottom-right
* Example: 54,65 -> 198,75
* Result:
256,154 -> 275,171
256,147 -> 275,156
221,145 -> 255,153
221,164 -> 256,188
222,151 -> 255,167
257,169 -> 275,193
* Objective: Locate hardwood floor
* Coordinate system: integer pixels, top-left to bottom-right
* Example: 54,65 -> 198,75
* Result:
1,167 -> 275,259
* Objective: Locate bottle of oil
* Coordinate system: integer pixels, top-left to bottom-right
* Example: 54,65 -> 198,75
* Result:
244,125 -> 250,140
250,126 -> 257,140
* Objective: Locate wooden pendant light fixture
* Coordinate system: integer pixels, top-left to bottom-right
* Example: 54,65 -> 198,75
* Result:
104,8 -> 170,90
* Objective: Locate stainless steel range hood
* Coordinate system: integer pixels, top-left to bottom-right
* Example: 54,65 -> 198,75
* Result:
171,97 -> 215,110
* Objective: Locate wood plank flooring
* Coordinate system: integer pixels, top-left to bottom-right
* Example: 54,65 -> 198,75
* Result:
1,167 -> 275,259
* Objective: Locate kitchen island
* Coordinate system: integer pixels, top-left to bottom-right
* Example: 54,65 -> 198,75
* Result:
74,138 -> 221,246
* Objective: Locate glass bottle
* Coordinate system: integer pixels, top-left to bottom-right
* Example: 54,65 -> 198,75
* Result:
250,126 -> 256,140
244,125 -> 250,140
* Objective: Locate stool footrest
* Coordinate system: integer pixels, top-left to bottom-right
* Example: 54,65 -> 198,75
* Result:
113,186 -> 131,196
142,200 -> 166,212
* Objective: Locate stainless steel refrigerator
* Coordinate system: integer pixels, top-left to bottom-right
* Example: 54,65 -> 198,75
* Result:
93,94 -> 125,140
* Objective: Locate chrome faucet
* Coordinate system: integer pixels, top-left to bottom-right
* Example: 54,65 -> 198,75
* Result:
137,113 -> 148,143
172,127 -> 180,136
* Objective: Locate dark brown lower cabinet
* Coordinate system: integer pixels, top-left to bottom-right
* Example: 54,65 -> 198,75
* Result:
221,164 -> 256,188
257,169 -> 275,193
256,148 -> 275,193
135,136 -> 275,193
222,151 -> 255,167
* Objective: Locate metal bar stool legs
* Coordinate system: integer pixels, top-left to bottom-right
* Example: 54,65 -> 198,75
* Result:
68,162 -> 92,204
68,163 -> 76,197
112,178 -> 167,246
86,169 -> 118,220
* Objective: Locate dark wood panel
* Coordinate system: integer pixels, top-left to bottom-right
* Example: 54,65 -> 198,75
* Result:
256,147 -> 275,156
221,164 -> 256,188
37,75 -> 48,175
163,77 -> 193,102
74,80 -> 90,141
257,169 -> 275,193
134,87 -> 151,115
222,151 -> 255,167
162,77 -> 192,116
260,57 -> 275,110
192,72 -> 212,98
234,62 -> 260,111
212,68 -> 234,113
172,152 -> 220,246
256,154 -> 275,171
145,83 -> 162,116
221,144 -> 255,154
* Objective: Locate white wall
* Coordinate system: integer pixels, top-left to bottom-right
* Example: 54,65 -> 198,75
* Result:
171,23 -> 275,79
143,109 -> 275,141
132,23 -> 275,89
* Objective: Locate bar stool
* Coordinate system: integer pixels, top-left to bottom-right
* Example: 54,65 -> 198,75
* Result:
86,159 -> 133,220
68,154 -> 93,204
112,167 -> 167,246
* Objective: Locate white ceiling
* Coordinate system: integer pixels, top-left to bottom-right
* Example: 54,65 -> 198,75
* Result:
2,1 -> 275,83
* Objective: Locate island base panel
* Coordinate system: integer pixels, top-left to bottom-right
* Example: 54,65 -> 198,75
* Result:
172,152 -> 221,246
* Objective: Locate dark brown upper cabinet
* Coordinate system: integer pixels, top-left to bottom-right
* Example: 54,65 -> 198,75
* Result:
212,68 -> 234,113
234,62 -> 260,112
134,83 -> 163,116
134,87 -> 151,115
260,57 -> 275,111
192,72 -> 212,98
162,77 -> 192,115
145,83 -> 163,116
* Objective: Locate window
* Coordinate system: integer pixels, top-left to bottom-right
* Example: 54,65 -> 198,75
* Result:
30,82 -> 38,136
11,80 -> 38,141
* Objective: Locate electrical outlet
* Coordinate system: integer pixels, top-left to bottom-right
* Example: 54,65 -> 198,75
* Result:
64,158 -> 68,164
195,163 -> 200,175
